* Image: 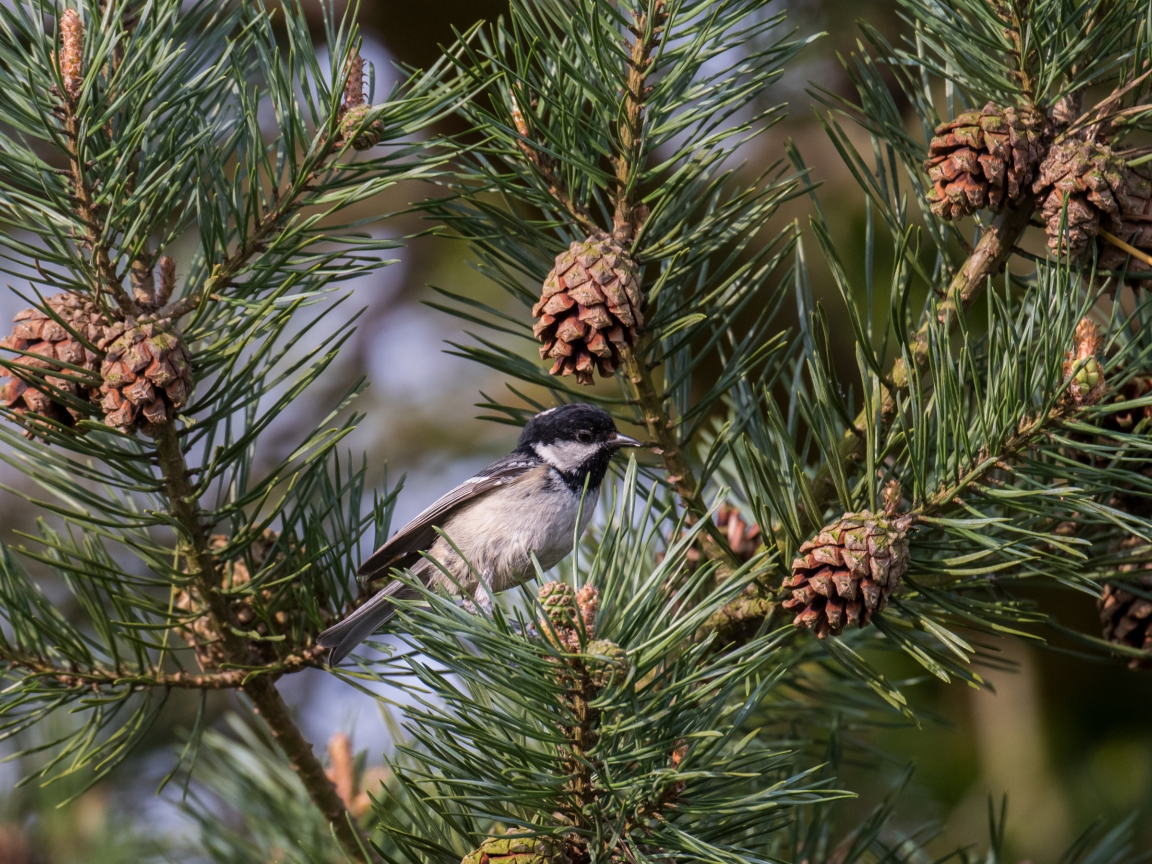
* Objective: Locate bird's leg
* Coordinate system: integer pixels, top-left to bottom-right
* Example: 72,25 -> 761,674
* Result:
462,569 -> 496,617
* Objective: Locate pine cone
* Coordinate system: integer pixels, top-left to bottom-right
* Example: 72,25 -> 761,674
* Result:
925,103 -> 1047,220
98,317 -> 193,433
1102,374 -> 1152,435
1,292 -> 110,437
1032,138 -> 1138,260
539,581 -> 577,626
1064,318 -> 1106,406
782,510 -> 912,638
1096,166 -> 1152,290
461,835 -> 571,864
338,104 -> 384,150
1099,538 -> 1152,670
717,504 -> 761,562
175,531 -> 321,669
585,638 -> 628,688
533,232 -> 643,385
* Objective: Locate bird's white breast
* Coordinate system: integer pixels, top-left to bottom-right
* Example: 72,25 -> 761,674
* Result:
423,465 -> 597,594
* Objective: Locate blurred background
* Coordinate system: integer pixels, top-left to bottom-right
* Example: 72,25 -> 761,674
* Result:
1,1 -> 1150,860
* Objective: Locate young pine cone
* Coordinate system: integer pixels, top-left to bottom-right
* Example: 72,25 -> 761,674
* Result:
1063,318 -> 1106,406
925,103 -> 1047,220
782,511 -> 912,638
1032,138 -> 1147,260
99,317 -> 193,433
585,638 -> 628,688
1099,538 -> 1152,670
0,292 -> 110,437
533,232 -> 643,385
461,836 -> 571,864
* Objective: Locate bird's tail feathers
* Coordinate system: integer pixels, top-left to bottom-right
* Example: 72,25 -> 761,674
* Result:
317,578 -> 421,666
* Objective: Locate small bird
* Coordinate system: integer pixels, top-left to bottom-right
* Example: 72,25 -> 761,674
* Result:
317,403 -> 642,664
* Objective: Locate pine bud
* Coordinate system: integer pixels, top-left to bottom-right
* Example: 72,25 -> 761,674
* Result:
59,9 -> 84,101
343,53 -> 365,110
131,259 -> 155,306
1064,318 -> 1105,406
575,584 -> 599,636
157,256 -> 177,307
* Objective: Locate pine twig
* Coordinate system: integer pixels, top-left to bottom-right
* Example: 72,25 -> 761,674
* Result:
806,200 -> 1037,519
153,422 -> 378,864
1,648 -> 325,690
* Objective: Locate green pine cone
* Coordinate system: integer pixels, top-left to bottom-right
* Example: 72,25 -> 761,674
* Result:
585,639 -> 628,688
538,581 -> 577,626
461,835 -> 570,864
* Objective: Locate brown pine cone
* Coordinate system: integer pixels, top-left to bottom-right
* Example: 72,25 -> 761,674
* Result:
1,292 -> 110,437
175,531 -> 321,669
782,510 -> 912,638
1099,537 -> 1152,670
1032,138 -> 1143,260
98,317 -> 193,433
533,232 -> 643,386
1102,374 -> 1152,435
1096,166 -> 1152,290
925,103 -> 1047,220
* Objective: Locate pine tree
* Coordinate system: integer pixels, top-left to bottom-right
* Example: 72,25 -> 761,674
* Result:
0,1 -> 468,861
3,0 -> 1152,862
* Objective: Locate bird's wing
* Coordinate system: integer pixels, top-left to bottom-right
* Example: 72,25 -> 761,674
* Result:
357,453 -> 540,579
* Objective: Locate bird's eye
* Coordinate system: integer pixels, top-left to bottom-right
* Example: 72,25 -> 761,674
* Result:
576,429 -> 593,443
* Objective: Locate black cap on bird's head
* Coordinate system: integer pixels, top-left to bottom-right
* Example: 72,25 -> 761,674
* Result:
517,403 -> 642,452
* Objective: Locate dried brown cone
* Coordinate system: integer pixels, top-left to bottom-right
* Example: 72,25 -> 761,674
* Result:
1063,317 -> 1106,406
533,232 -> 643,385
461,835 -> 572,864
0,292 -> 111,437
175,531 -> 321,669
672,503 -> 761,570
925,102 -> 1047,220
1099,537 -> 1152,670
98,317 -> 193,433
1032,138 -> 1141,260
1096,165 -> 1152,291
58,8 -> 83,101
782,510 -> 912,638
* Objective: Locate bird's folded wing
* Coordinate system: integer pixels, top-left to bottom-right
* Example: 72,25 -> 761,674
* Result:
357,453 -> 540,579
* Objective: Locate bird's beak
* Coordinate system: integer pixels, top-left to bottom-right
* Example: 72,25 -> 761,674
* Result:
610,432 -> 644,449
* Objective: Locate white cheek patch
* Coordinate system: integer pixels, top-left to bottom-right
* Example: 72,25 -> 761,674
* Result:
534,440 -> 601,473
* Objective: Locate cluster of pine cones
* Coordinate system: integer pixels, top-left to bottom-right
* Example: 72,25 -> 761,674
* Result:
925,101 -> 1152,279
175,531 -> 327,670
0,270 -> 193,439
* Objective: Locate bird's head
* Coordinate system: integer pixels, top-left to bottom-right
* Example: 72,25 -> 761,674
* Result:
517,403 -> 643,476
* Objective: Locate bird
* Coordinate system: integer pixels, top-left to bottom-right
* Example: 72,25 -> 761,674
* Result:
317,403 -> 643,664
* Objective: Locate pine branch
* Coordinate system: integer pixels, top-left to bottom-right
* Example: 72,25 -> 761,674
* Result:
153,420 -> 377,864
806,200 -> 1037,519
1,646 -> 323,690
